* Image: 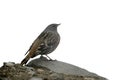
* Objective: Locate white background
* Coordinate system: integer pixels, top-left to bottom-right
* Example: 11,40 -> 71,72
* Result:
0,0 -> 120,80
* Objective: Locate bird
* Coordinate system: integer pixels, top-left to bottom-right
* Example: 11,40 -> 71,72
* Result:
20,23 -> 60,65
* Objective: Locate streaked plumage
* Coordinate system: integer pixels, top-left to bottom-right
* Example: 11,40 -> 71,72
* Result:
21,23 -> 60,65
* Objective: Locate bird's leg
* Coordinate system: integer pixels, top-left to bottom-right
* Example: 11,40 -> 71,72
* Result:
45,55 -> 53,61
40,55 -> 43,58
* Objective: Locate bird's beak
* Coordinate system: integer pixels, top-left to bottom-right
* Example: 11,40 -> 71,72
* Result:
57,23 -> 61,26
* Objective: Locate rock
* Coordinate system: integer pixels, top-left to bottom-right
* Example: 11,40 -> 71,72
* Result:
37,69 -> 44,74
26,67 -> 35,76
50,73 -> 64,80
3,62 -> 15,67
27,56 -> 107,80
29,77 -> 42,80
0,57 -> 108,80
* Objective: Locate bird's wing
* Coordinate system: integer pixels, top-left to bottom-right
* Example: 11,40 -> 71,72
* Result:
24,32 -> 47,56
24,31 -> 59,57
30,32 -> 57,56
37,32 -> 60,54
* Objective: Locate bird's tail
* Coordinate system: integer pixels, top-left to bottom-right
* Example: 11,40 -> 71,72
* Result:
20,55 -> 30,65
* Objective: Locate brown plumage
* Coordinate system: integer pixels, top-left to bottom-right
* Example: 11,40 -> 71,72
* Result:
21,23 -> 60,65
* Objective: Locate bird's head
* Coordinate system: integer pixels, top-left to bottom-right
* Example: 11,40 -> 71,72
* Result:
45,23 -> 60,31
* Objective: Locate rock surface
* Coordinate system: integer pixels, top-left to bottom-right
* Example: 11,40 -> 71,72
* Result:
0,56 -> 108,80
28,56 -> 98,76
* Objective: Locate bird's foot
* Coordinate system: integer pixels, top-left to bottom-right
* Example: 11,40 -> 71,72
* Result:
48,59 -> 57,61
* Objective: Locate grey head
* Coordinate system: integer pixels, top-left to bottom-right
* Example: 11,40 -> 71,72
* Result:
44,23 -> 60,32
